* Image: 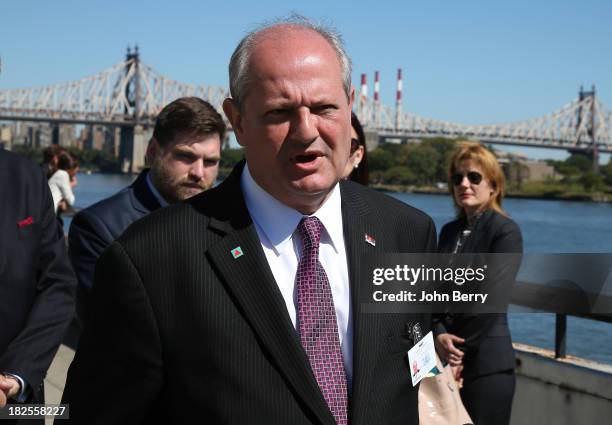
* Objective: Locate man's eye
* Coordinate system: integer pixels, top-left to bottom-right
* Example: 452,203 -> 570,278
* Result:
176,153 -> 194,161
268,109 -> 289,116
312,105 -> 337,114
204,159 -> 220,167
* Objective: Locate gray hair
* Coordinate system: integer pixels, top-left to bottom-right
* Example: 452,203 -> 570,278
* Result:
228,14 -> 352,110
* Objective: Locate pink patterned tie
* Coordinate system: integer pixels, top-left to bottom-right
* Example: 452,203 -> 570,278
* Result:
296,216 -> 349,425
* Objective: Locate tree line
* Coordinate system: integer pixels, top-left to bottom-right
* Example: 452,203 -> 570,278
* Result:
11,145 -> 121,173
10,141 -> 612,197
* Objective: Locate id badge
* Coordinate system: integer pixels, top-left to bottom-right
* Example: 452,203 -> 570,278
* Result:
407,331 -> 437,387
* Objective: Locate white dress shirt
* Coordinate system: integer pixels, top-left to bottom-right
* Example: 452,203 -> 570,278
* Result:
241,165 -> 353,386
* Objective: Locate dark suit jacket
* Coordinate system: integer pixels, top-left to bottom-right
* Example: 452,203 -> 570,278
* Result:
66,170 -> 160,346
69,169 -> 161,293
436,209 -> 523,379
61,162 -> 437,425
0,150 -> 76,405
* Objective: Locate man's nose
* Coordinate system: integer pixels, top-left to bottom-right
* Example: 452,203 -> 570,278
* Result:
291,107 -> 319,143
189,160 -> 205,180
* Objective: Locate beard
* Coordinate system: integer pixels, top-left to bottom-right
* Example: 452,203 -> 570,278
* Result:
149,162 -> 211,204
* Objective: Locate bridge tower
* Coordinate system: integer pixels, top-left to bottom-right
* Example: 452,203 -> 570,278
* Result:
52,124 -> 60,146
395,69 -> 403,131
119,46 -> 149,173
573,85 -> 599,171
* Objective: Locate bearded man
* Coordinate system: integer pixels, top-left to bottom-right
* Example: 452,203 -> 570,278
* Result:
68,96 -> 225,338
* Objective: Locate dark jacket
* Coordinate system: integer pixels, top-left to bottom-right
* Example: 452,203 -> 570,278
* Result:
62,162 -> 437,425
68,170 -> 161,294
436,209 -> 522,379
66,170 -> 161,344
0,150 -> 76,408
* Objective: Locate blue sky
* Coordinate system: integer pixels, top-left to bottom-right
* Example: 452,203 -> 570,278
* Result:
1,0 -> 611,160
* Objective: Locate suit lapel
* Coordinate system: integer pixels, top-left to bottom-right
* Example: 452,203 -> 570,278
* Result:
204,163 -> 336,425
130,170 -> 162,215
340,183 -> 383,423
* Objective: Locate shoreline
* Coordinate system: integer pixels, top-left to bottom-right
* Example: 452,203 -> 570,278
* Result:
84,171 -> 612,204
371,184 -> 612,204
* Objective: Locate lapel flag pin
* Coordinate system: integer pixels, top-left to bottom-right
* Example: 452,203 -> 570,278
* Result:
365,233 -> 376,246
231,246 -> 244,259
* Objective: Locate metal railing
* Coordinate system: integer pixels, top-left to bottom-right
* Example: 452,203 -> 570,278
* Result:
511,281 -> 612,358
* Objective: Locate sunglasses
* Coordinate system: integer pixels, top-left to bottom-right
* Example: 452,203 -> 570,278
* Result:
452,171 -> 483,186
350,138 -> 360,153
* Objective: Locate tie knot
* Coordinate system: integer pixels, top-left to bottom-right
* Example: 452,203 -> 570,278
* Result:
297,216 -> 323,247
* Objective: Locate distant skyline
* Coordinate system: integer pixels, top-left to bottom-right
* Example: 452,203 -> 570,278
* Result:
1,0 -> 611,161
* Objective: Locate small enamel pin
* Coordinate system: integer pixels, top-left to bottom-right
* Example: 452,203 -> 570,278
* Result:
231,246 -> 244,259
365,233 -> 376,246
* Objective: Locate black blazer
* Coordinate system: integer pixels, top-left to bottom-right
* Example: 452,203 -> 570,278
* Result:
436,209 -> 523,379
61,162 -> 437,425
0,150 -> 76,403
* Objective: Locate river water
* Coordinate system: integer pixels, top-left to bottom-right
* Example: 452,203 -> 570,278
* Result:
69,173 -> 612,363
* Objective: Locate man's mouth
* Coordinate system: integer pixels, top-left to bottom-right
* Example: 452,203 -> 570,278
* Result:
182,183 -> 203,189
295,154 -> 319,163
292,150 -> 325,164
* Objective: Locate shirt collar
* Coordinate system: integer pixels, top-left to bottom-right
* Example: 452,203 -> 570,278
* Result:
241,163 -> 344,256
146,171 -> 169,207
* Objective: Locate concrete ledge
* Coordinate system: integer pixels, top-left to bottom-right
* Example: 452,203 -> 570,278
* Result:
512,343 -> 612,424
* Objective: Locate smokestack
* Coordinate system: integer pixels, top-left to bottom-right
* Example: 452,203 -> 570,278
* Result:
360,73 -> 368,103
374,71 -> 380,102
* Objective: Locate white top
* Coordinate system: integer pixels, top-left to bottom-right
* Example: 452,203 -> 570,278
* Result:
48,169 -> 75,213
241,164 -> 353,386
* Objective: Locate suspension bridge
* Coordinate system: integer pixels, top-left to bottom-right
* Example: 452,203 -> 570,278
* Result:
1,49 -> 610,172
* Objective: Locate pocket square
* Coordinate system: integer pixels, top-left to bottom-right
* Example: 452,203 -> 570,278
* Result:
18,216 -> 35,228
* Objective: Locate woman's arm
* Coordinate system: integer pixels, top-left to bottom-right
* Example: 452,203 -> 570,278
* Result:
57,170 -> 76,206
491,219 -> 523,254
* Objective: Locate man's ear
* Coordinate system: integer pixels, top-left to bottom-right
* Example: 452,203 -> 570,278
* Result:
145,138 -> 159,166
348,86 -> 355,112
223,98 -> 244,145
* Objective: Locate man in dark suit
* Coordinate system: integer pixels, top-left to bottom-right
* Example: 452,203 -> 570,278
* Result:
62,17 -> 436,425
67,97 -> 225,341
0,149 -> 76,420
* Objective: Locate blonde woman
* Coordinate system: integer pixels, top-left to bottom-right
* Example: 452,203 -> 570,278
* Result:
434,142 -> 522,425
